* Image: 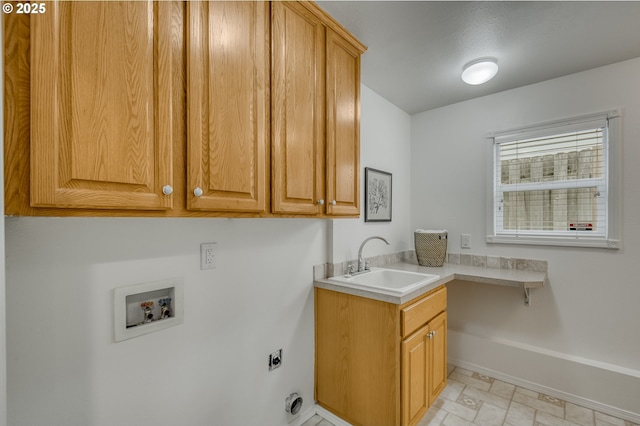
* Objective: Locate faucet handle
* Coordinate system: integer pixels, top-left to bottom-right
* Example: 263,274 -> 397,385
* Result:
347,264 -> 356,275
365,260 -> 371,270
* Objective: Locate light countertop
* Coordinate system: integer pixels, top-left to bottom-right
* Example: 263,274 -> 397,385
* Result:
314,261 -> 546,305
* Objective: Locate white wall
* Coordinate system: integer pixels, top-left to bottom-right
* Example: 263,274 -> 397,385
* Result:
411,58 -> 640,417
330,84 -> 412,263
5,217 -> 325,426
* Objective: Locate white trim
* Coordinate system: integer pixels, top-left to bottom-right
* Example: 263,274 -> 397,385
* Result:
606,112 -> 623,244
288,406 -> 319,426
497,177 -> 604,193
487,109 -> 619,141
291,405 -> 353,426
486,137 -> 496,246
487,235 -> 620,249
487,110 -> 622,248
314,406 -> 353,426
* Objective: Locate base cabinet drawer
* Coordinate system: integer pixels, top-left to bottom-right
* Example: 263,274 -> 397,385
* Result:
402,287 -> 447,338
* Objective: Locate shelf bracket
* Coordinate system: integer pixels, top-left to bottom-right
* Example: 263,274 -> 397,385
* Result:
524,287 -> 531,307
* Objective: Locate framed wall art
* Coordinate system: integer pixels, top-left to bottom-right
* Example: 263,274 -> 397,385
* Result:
365,167 -> 392,222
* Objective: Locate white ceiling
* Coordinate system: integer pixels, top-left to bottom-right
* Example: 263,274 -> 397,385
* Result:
317,1 -> 640,114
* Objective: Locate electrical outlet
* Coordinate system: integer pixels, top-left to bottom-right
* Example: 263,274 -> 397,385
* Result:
268,349 -> 282,371
200,243 -> 217,270
461,234 -> 471,249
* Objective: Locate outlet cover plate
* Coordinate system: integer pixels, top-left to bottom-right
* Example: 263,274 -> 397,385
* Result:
461,234 -> 471,249
201,243 -> 217,270
269,349 -> 282,371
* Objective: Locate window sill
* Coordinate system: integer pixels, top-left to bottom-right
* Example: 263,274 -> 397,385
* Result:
486,235 -> 620,249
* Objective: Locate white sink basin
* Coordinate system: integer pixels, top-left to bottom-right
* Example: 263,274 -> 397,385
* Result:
327,267 -> 440,297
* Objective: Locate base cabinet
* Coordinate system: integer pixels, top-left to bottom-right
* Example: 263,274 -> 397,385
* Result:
315,285 -> 447,426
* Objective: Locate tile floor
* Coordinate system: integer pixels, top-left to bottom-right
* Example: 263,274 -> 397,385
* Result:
303,366 -> 639,426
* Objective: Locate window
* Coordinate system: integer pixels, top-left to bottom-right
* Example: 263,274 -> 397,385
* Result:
487,110 -> 621,248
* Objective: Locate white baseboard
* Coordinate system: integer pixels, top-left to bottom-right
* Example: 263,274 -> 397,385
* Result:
289,404 -> 353,426
288,406 -> 317,426
448,330 -> 640,424
314,406 -> 353,426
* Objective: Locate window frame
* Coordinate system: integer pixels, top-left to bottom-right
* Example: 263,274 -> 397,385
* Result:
486,110 -> 621,249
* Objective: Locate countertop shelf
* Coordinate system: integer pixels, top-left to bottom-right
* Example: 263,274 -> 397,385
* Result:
314,261 -> 546,306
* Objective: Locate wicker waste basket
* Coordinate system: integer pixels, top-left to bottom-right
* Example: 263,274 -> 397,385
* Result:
414,230 -> 448,267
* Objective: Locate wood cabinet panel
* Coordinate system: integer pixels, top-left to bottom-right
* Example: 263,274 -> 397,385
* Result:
326,29 -> 361,215
30,1 -> 174,210
315,288 -> 400,426
402,325 -> 430,426
429,312 -> 448,403
187,1 -> 269,212
271,1 -> 325,215
400,311 -> 447,426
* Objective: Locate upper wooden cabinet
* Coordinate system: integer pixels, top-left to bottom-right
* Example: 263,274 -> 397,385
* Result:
187,1 -> 270,213
4,1 -> 365,217
30,1 -> 174,210
271,2 -> 365,216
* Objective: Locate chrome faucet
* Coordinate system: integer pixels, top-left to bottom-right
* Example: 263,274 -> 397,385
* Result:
357,236 -> 390,272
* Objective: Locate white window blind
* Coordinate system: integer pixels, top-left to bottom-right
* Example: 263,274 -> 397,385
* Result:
487,111 -> 621,249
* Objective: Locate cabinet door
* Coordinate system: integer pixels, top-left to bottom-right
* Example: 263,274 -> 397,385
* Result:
325,29 -> 361,216
428,312 -> 448,404
30,2 -> 174,210
187,1 -> 269,212
271,2 -> 325,214
402,324 -> 430,426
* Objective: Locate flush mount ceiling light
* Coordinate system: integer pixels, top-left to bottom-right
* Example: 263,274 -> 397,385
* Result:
461,58 -> 499,85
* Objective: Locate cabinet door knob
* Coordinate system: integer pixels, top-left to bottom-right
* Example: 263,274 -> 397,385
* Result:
194,187 -> 203,197
162,185 -> 173,195
317,199 -> 325,205
330,200 -> 337,205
